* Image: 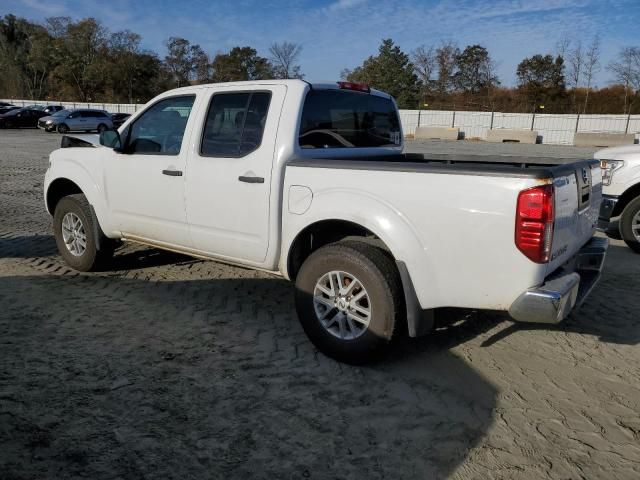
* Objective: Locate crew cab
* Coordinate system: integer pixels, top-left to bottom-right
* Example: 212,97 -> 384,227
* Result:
595,145 -> 640,252
44,80 -> 608,362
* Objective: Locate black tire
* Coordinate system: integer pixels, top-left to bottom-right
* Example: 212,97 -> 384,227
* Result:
97,123 -> 107,133
620,196 -> 640,253
57,123 -> 69,134
294,240 -> 404,364
53,194 -> 115,271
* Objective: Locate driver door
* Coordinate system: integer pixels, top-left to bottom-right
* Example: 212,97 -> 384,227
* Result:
103,94 -> 198,248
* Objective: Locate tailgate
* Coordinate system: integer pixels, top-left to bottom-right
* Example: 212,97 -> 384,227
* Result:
546,160 -> 601,274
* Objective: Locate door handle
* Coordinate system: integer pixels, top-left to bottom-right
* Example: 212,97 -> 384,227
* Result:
238,175 -> 264,184
162,169 -> 183,177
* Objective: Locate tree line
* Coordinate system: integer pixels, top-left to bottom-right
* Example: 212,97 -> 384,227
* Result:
345,38 -> 640,114
1,14 -> 639,114
0,15 -> 303,104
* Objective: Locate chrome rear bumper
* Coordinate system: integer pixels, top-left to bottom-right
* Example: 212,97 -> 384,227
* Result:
509,236 -> 608,324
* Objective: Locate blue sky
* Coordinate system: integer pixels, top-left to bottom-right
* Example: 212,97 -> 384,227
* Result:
3,0 -> 639,86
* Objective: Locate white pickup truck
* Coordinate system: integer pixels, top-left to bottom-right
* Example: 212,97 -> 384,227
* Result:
44,79 -> 608,362
595,145 -> 640,252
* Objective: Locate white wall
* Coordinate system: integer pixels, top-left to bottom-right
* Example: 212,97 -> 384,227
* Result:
399,109 -> 640,145
4,97 -> 639,145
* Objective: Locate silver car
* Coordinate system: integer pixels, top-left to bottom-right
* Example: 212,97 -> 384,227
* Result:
38,109 -> 113,133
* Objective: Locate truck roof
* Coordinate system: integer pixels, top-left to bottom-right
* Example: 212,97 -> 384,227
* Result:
158,79 -> 392,100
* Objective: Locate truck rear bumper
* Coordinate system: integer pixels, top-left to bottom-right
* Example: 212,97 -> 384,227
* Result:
508,236 -> 608,324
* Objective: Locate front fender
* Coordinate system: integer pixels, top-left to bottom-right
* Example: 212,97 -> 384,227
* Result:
44,151 -> 115,235
281,187 -> 439,310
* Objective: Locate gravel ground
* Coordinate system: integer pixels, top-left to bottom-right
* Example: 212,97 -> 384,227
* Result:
1,131 -> 639,479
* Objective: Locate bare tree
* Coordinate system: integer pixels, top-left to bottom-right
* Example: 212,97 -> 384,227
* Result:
582,36 -> 601,113
412,45 -> 436,87
44,16 -> 71,38
412,45 -> 435,106
269,41 -> 303,79
568,40 -> 583,111
435,41 -> 459,96
610,47 -> 640,113
555,33 -> 571,60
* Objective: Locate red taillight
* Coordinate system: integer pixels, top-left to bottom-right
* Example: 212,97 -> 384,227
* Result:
515,184 -> 554,263
337,81 -> 370,93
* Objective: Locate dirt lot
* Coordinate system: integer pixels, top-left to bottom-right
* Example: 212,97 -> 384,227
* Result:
1,130 -> 639,479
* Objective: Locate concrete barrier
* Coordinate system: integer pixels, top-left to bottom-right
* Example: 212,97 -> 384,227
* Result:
486,129 -> 538,144
573,132 -> 636,148
414,126 -> 460,141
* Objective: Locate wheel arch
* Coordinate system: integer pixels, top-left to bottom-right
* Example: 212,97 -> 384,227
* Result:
284,215 -> 435,337
45,166 -> 115,237
612,183 -> 640,217
46,177 -> 83,215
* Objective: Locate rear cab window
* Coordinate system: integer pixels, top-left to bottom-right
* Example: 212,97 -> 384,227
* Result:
298,89 -> 401,149
200,91 -> 271,158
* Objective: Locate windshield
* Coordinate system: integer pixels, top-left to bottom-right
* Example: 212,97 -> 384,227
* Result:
52,109 -> 71,117
298,89 -> 401,149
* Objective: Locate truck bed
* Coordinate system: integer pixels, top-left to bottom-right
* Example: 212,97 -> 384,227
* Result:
289,153 -> 599,179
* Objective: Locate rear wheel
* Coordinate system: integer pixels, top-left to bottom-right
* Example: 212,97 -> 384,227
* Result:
620,196 -> 640,253
97,123 -> 108,133
53,194 -> 115,271
294,240 -> 403,363
57,123 -> 69,134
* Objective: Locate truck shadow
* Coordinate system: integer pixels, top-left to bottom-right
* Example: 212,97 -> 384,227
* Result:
0,271 -> 496,479
1,236 -> 637,477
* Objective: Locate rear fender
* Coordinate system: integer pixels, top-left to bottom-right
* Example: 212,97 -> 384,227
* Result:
282,188 -> 439,312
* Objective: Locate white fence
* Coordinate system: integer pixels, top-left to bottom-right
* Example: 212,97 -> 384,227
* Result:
399,109 -> 640,145
4,97 -> 640,145
1,98 -> 145,114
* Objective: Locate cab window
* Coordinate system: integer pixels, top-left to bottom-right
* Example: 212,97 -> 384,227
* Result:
200,91 -> 271,157
126,96 -> 195,155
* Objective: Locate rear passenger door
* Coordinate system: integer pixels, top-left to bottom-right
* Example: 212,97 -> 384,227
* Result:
66,111 -> 82,130
81,111 -> 98,130
185,86 -> 286,264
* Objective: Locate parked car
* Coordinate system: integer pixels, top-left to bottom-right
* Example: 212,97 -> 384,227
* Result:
0,108 -> 48,128
0,105 -> 19,115
595,145 -> 640,252
44,80 -> 607,362
110,112 -> 131,129
0,101 -> 13,107
38,108 -> 113,133
42,105 -> 64,115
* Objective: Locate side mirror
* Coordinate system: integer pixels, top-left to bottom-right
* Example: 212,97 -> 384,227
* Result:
100,129 -> 122,151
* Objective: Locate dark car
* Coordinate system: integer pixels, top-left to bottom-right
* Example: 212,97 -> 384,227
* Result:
0,108 -> 48,128
42,105 -> 64,115
0,102 -> 13,107
110,112 -> 131,128
0,105 -> 19,115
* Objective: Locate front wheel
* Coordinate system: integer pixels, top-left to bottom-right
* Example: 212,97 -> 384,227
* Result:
57,123 -> 69,134
294,240 -> 404,363
53,194 -> 115,271
620,196 -> 640,253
